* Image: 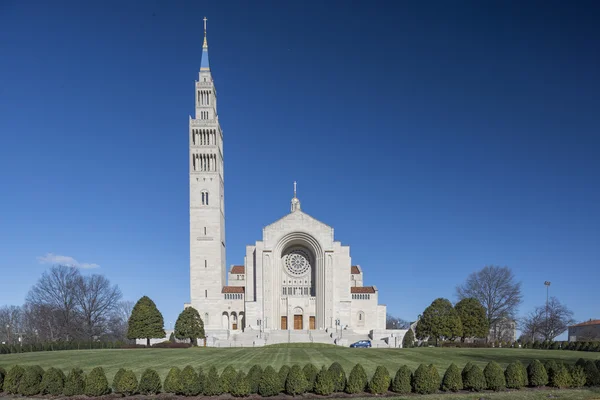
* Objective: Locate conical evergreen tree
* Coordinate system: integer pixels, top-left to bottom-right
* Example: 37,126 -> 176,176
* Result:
127,296 -> 165,347
174,306 -> 205,345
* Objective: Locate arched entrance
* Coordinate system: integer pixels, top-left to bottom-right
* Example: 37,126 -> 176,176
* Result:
293,307 -> 303,330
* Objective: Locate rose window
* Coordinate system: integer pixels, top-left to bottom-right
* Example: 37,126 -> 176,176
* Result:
285,249 -> 311,276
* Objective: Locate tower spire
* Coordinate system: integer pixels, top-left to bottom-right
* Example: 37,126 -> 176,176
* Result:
200,17 -> 210,70
291,181 -> 301,213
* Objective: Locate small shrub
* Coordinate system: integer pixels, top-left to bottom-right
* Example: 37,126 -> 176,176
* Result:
0,367 -> 5,392
220,365 -> 237,394
584,361 -> 600,386
247,365 -> 263,394
463,364 -> 485,392
163,367 -> 182,394
328,362 -> 346,392
484,361 -> 506,391
286,365 -> 308,395
181,365 -> 202,396
302,364 -> 318,392
85,367 -> 110,397
314,366 -> 334,396
138,369 -> 161,395
596,360 -> 600,372
548,363 -> 571,388
117,370 -> 138,396
63,368 -> 85,396
441,363 -> 462,392
505,361 -> 527,389
277,365 -> 290,392
258,366 -> 280,397
4,365 -> 24,394
402,329 -> 415,348
527,360 -> 548,387
19,365 -> 44,396
369,365 -> 390,394
231,371 -> 251,397
544,360 -> 559,376
576,358 -> 587,367
412,364 -> 437,394
40,367 -> 65,395
461,362 -> 474,382
569,365 -> 586,388
391,365 -> 411,394
203,366 -> 222,396
112,368 -> 126,393
346,363 -> 368,394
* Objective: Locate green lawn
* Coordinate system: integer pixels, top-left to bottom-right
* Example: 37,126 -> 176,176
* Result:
1,346 -> 599,383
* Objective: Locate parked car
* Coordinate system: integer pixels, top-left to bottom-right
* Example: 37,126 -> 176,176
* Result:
349,340 -> 372,348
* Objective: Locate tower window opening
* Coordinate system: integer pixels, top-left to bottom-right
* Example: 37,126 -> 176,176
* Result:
205,260 -> 207,268
204,227 -> 207,235
205,290 -> 207,298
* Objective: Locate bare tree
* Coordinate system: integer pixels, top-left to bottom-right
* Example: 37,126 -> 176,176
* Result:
105,300 -> 135,341
386,313 -> 411,329
75,274 -> 123,340
26,265 -> 81,341
0,305 -> 23,344
521,297 -> 575,341
456,265 -> 523,339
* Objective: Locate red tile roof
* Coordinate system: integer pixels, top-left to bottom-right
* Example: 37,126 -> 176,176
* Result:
570,319 -> 600,328
230,265 -> 245,274
222,286 -> 245,293
351,286 -> 375,294
351,266 -> 360,274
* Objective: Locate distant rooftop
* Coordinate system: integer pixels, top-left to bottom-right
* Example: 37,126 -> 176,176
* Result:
570,319 -> 600,328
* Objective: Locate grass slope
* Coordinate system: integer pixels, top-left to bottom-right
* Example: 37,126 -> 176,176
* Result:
1,347 -> 598,383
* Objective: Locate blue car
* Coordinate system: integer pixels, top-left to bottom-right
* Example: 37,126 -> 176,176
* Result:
350,340 -> 372,348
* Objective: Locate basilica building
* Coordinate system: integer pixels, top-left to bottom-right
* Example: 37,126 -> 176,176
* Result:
186,22 -> 391,346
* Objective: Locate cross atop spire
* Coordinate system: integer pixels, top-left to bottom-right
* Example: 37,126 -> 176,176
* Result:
203,16 -> 208,48
290,181 -> 301,213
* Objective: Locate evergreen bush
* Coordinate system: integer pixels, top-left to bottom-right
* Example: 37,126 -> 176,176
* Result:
164,367 -> 182,394
505,361 -> 527,389
18,365 -> 44,396
596,360 -> 600,372
527,360 -> 548,387
548,363 -> 571,389
180,365 -> 202,396
220,365 -> 237,394
463,364 -> 485,392
346,363 -> 368,394
138,369 -> 161,395
258,366 -> 280,397
402,329 -> 415,348
112,368 -> 126,393
569,365 -> 586,388
412,364 -> 437,394
40,367 -> 65,396
285,365 -> 308,395
484,361 -> 506,391
576,358 -> 587,367
63,368 -> 85,396
328,362 -> 346,392
84,367 -> 110,397
544,360 -> 558,376
313,366 -> 334,396
4,365 -> 24,394
277,365 -> 290,392
117,370 -> 138,396
391,365 -> 411,394
230,371 -> 251,397
203,366 -> 222,396
247,365 -> 263,394
302,364 -> 318,392
0,366 -> 5,392
441,363 -> 462,392
461,362 -> 474,382
583,360 -> 600,386
369,365 -> 391,394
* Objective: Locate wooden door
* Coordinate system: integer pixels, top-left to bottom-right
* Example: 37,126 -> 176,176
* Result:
281,316 -> 287,330
232,323 -> 237,330
294,315 -> 303,330
309,316 -> 316,330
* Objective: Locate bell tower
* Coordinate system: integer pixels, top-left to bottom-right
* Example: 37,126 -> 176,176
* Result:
189,17 -> 226,329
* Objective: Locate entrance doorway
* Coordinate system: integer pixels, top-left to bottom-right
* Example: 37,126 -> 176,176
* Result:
309,316 -> 316,330
281,316 -> 287,330
294,315 -> 303,330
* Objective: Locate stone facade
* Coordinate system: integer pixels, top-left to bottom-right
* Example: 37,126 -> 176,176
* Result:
568,319 -> 600,342
187,26 -> 387,345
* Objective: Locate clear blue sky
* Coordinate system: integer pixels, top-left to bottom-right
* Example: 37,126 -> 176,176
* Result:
1,1 -> 599,337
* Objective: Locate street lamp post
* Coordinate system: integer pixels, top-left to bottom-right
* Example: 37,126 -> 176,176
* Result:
544,281 -> 551,339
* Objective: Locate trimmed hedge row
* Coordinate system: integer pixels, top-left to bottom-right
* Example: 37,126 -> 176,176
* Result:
2,359 -> 600,397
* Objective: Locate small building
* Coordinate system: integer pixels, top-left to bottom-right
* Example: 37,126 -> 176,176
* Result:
568,319 -> 600,342
488,318 -> 517,343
